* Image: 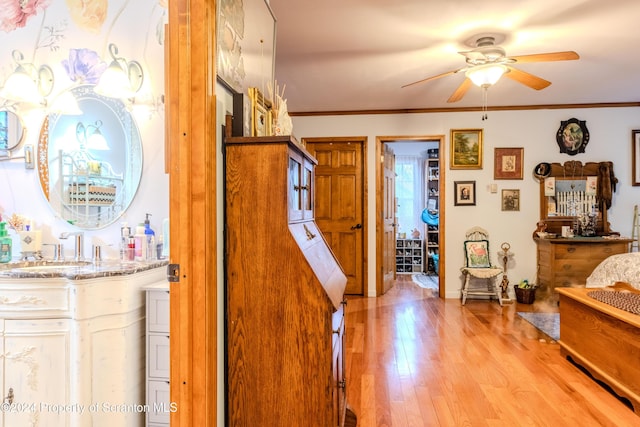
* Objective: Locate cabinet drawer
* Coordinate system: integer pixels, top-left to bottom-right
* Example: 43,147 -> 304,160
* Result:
148,333 -> 170,378
591,244 -> 626,258
147,380 -> 171,424
147,290 -> 170,333
0,286 -> 70,315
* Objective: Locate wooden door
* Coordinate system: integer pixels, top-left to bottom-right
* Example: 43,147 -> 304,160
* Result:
382,144 -> 396,294
306,138 -> 365,295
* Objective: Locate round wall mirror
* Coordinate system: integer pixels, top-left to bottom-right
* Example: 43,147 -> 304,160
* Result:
37,85 -> 143,229
0,110 -> 26,151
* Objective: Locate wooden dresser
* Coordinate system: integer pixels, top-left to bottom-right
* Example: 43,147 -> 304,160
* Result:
535,237 -> 632,300
224,136 -> 356,426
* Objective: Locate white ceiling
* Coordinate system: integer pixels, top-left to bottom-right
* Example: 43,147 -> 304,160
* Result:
268,0 -> 640,114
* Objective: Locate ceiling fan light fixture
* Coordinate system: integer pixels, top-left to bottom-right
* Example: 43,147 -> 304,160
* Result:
466,64 -> 508,87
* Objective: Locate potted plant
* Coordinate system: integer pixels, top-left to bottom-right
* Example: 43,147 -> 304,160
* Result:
514,280 -> 537,304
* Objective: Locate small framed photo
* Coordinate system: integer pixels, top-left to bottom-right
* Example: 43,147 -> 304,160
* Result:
501,189 -> 520,211
454,181 -> 476,206
450,129 -> 483,169
633,130 -> 640,186
248,87 -> 272,137
494,147 -> 524,180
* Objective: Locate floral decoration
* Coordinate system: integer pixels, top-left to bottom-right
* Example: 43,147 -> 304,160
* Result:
65,0 -> 107,33
62,48 -> 107,84
0,0 -> 51,33
5,213 -> 27,231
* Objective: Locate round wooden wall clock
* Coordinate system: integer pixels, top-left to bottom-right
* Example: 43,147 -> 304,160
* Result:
556,118 -> 589,156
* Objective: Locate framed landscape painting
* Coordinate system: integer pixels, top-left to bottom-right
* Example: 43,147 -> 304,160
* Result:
450,129 -> 483,169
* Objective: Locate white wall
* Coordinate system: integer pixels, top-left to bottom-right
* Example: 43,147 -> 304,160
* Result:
290,107 -> 640,298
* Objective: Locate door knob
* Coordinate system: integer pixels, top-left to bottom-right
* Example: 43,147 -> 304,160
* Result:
350,223 -> 362,230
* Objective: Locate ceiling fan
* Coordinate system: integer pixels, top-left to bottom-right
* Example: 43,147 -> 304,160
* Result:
402,34 -> 580,103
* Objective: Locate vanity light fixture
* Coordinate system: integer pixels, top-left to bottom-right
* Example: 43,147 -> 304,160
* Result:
77,120 -> 110,151
0,50 -> 54,105
94,43 -> 144,100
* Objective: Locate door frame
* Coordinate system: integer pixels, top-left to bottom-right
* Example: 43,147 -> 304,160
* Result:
375,135 -> 446,297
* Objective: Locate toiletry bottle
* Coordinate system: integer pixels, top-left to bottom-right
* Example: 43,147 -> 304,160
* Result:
156,235 -> 164,260
0,222 -> 11,263
120,222 -> 130,261
134,223 -> 146,261
127,235 -> 136,261
144,214 -> 155,260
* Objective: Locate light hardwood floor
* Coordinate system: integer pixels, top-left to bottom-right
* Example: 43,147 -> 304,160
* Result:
344,276 -> 639,426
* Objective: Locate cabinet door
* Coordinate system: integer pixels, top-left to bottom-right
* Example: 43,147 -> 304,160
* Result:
3,319 -> 70,427
289,153 -> 304,221
302,157 -> 314,219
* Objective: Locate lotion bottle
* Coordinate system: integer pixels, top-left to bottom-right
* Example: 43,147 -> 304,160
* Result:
134,223 -> 146,261
0,222 -> 11,263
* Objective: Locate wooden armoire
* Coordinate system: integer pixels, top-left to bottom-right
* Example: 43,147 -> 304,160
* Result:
224,135 -> 356,426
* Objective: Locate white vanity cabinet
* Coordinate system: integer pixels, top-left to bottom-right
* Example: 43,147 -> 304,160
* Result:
1,318 -> 70,427
144,285 -> 170,427
0,265 -> 166,427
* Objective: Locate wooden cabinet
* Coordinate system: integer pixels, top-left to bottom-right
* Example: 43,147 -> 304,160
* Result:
224,136 -> 356,426
145,285 -> 171,427
535,237 -> 632,300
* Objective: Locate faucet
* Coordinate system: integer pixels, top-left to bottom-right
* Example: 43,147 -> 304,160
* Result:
59,231 -> 84,261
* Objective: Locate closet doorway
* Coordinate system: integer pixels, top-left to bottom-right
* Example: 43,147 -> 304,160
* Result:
376,136 -> 445,297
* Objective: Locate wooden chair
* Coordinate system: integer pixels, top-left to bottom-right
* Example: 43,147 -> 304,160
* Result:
460,226 -> 504,305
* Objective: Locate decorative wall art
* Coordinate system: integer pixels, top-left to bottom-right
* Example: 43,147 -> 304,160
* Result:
450,129 -> 483,169
632,130 -> 640,186
501,189 -> 520,211
248,87 -> 272,136
454,181 -> 476,206
556,118 -> 589,155
216,0 -> 276,99
494,147 -> 524,180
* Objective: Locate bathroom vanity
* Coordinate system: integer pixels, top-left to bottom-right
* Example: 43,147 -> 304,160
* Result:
0,260 -> 167,427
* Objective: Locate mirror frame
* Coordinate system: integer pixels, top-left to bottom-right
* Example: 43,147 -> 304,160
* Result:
536,161 -> 615,235
37,85 -> 143,229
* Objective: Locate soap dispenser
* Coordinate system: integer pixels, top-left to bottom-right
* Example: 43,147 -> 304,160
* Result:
0,222 -> 12,263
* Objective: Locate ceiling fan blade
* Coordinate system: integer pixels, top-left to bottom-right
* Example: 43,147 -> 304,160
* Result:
447,78 -> 472,103
401,69 -> 461,88
504,66 -> 551,90
510,51 -> 579,63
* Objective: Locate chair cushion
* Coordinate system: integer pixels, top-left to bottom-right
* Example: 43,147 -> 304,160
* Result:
464,239 -> 491,268
461,267 -> 503,278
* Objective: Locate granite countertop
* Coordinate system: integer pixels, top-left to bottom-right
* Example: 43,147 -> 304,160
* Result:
0,259 -> 169,280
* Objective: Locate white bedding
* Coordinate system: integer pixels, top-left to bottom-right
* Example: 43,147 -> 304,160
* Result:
585,252 -> 640,289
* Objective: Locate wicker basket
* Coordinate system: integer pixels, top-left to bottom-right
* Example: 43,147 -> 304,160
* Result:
514,287 -> 536,304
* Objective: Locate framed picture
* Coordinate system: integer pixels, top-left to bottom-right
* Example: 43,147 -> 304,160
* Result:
454,181 -> 476,206
633,130 -> 640,186
450,129 -> 483,169
494,147 -> 524,180
501,189 -> 520,211
556,118 -> 589,156
216,0 -> 276,98
248,87 -> 272,136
